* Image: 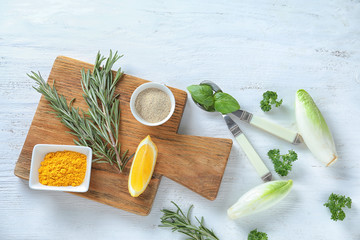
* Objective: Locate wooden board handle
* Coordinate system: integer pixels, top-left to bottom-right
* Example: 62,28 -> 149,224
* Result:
154,134 -> 232,200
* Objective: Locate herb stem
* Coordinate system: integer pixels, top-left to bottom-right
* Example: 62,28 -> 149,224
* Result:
30,51 -> 131,172
160,201 -> 219,240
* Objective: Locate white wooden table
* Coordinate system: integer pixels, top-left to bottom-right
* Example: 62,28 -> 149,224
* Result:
1,1 -> 360,239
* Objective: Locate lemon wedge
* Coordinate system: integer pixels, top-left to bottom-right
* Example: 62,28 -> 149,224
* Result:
128,135 -> 158,197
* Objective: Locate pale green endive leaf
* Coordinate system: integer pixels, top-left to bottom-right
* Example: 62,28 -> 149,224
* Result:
227,180 -> 293,219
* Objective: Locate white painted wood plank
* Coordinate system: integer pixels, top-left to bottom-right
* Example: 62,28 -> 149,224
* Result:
1,0 -> 360,239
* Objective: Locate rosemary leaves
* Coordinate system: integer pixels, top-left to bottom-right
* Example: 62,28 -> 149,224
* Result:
159,201 -> 219,240
30,51 -> 131,172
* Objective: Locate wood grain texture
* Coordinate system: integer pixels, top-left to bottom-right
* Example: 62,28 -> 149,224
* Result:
14,56 -> 233,215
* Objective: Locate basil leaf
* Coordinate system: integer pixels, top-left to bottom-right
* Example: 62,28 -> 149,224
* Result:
214,92 -> 240,114
187,85 -> 214,108
203,104 -> 215,112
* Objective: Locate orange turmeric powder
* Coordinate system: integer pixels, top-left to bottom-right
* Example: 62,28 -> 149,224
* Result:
38,151 -> 87,187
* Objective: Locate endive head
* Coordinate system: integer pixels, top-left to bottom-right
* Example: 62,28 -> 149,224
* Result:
227,180 -> 293,220
296,90 -> 330,134
295,89 -> 337,166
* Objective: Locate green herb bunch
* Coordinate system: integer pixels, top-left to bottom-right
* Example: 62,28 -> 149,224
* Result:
187,84 -> 240,114
160,201 -> 219,240
324,193 -> 352,221
30,51 -> 131,172
248,229 -> 268,240
268,149 -> 298,177
260,91 -> 283,112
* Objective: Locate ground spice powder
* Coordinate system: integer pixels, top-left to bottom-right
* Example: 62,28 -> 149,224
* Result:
38,150 -> 87,187
135,88 -> 171,123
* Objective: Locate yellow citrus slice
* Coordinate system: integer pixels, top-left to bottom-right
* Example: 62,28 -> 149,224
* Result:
128,135 -> 158,197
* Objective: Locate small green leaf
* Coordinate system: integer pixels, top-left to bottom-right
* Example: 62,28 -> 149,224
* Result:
187,85 -> 214,108
214,92 -> 240,114
203,104 -> 215,112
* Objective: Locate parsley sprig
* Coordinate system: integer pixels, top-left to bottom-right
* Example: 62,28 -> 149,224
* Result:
260,91 -> 283,112
268,149 -> 298,177
248,229 -> 268,240
324,193 -> 352,221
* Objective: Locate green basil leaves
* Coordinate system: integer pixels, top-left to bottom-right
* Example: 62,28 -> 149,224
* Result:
187,85 -> 215,111
187,84 -> 240,114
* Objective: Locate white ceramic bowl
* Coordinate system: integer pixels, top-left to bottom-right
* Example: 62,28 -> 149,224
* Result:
130,82 -> 176,126
29,144 -> 92,192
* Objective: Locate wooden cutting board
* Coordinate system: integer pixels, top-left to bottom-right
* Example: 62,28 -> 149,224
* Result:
14,56 -> 233,215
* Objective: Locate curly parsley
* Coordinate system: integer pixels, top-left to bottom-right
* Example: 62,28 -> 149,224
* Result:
248,229 -> 268,240
324,193 -> 352,221
260,91 -> 283,112
268,149 -> 298,177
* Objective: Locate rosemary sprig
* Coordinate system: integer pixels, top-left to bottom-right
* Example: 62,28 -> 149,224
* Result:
29,51 -> 131,172
159,201 -> 219,240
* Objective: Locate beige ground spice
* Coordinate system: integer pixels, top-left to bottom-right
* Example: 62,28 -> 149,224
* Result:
135,88 -> 171,123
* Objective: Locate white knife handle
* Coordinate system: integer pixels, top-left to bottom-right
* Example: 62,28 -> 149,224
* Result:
250,115 -> 300,144
235,133 -> 272,182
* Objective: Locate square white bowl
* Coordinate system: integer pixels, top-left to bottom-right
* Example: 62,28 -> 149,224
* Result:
29,144 -> 92,192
